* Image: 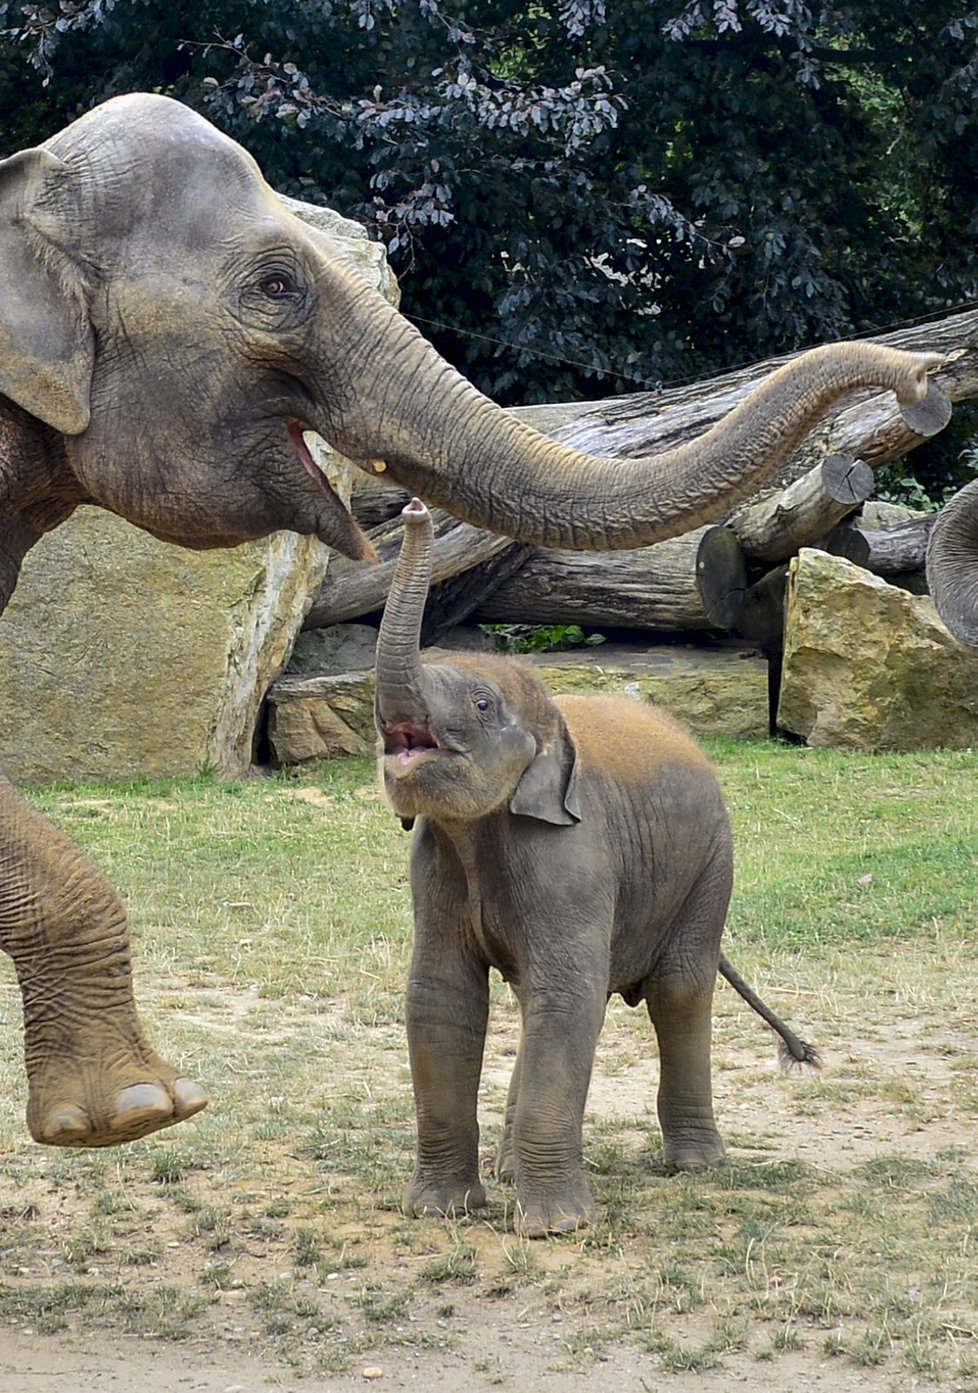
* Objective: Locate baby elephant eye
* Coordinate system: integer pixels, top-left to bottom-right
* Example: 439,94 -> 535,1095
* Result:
474,696 -> 491,712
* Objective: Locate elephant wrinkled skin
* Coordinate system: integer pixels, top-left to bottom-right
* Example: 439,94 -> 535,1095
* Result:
376,500 -> 817,1237
0,91 -> 952,1150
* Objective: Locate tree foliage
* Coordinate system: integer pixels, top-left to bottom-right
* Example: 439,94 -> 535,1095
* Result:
2,1 -> 978,408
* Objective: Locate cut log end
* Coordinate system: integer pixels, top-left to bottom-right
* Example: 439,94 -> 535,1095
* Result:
695,525 -> 748,629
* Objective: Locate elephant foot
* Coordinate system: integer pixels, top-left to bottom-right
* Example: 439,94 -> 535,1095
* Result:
494,1135 -> 515,1184
515,1176 -> 596,1238
27,1049 -> 208,1148
403,1174 -> 487,1220
661,1129 -> 726,1172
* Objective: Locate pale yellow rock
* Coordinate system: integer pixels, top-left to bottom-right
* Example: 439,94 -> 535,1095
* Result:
265,642 -> 769,767
778,547 -> 978,750
0,199 -> 397,784
267,674 -> 377,763
0,509 -> 330,781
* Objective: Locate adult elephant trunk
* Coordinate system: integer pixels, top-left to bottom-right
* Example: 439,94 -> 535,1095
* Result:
927,478 -> 978,648
320,268 -> 946,552
374,498 -> 435,732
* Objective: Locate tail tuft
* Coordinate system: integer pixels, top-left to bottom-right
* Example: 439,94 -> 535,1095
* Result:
776,1035 -> 821,1073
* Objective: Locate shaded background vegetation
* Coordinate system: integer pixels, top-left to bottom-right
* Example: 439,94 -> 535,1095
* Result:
2,2 -> 977,477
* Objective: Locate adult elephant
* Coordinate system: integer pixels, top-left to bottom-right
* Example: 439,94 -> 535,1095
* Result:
0,92 -> 953,1150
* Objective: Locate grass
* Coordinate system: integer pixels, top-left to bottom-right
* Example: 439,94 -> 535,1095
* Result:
0,741 -> 977,1381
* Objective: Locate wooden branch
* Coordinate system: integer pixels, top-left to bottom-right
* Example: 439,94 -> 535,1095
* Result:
421,542 -> 535,645
525,313 -> 978,481
728,453 -> 874,563
472,526 -> 747,633
310,308 -> 978,635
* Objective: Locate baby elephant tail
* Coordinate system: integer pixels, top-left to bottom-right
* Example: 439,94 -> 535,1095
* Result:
718,953 -> 821,1071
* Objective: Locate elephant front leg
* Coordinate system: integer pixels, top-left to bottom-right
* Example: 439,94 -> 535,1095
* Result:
1,777 -> 207,1146
509,980 -> 607,1237
404,949 -> 490,1219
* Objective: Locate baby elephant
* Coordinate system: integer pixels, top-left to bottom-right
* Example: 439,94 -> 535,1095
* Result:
375,499 -> 816,1238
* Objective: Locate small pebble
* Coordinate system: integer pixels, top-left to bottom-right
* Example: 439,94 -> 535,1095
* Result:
362,1368 -> 384,1381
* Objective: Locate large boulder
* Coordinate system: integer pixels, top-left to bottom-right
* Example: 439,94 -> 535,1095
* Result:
0,202 -> 396,783
777,547 -> 978,750
0,516 -> 329,782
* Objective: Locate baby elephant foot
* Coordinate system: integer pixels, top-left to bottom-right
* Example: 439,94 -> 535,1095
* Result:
403,1174 -> 487,1220
27,1048 -> 208,1148
516,1177 -> 597,1238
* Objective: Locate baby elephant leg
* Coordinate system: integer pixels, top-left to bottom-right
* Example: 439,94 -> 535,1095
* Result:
494,1047 -> 521,1184
508,977 -> 607,1237
404,941 -> 490,1220
646,876 -> 730,1170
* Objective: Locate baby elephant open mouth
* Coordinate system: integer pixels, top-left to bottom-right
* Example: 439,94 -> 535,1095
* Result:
385,723 -> 441,769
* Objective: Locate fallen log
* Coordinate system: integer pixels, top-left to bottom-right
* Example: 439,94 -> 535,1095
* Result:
304,509 -> 515,629
823,513 -> 937,576
420,542 -> 536,645
728,453 -> 874,563
472,525 -> 747,633
533,314 -> 974,484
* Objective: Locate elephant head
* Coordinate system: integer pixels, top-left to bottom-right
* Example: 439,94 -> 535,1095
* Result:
375,498 -> 579,826
0,91 -> 951,617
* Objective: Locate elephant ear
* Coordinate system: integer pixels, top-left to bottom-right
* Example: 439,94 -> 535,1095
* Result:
0,147 -> 94,434
509,709 -> 582,826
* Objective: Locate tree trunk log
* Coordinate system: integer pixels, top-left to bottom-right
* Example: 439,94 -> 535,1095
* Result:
304,510 -> 516,629
823,512 -> 937,575
529,311 -> 978,488
735,564 -> 790,651
472,526 -> 747,632
420,542 -> 536,645
728,453 -> 874,562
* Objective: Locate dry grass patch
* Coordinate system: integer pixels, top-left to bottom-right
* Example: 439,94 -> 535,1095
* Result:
0,743 -> 976,1384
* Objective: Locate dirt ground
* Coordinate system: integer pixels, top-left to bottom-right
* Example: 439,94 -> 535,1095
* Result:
2,990 -> 976,1393
0,1317 -> 926,1392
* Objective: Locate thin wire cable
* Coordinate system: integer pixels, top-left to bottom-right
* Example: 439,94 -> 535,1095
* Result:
405,294 -> 978,396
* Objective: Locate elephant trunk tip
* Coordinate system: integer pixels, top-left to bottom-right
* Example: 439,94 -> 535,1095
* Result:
895,350 -> 945,404
402,497 -> 430,526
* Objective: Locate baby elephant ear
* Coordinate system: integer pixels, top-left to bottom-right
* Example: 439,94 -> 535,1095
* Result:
509,711 -> 582,826
0,147 -> 94,434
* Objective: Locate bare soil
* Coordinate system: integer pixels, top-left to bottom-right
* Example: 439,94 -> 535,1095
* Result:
2,979 -> 976,1393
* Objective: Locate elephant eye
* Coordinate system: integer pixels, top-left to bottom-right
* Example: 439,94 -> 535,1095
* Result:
259,272 -> 297,298
474,696 -> 491,712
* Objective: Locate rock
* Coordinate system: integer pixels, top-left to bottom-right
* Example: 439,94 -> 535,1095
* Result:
858,500 -> 922,529
0,198 -> 397,784
0,509 -> 330,782
777,547 -> 978,749
288,623 -> 379,674
267,672 -> 377,762
530,644 -> 769,741
265,642 -> 770,766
